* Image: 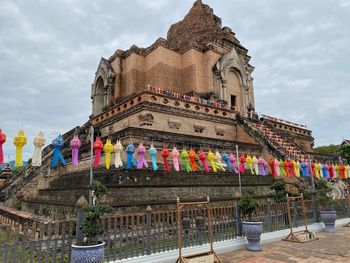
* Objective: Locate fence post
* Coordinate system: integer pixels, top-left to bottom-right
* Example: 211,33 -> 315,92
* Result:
146,205 -> 152,255
292,201 -> 297,228
267,198 -> 273,232
234,200 -> 242,236
75,196 -> 88,244
311,192 -> 319,222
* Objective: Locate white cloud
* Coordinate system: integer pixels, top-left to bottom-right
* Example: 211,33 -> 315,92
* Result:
0,0 -> 349,162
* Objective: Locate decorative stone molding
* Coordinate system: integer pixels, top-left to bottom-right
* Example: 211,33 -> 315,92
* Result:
168,119 -> 182,130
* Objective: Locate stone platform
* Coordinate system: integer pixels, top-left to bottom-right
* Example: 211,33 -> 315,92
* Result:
20,167 -> 274,219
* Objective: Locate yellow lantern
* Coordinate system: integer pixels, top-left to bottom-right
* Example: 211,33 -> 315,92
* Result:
13,130 -> 27,167
103,139 -> 114,169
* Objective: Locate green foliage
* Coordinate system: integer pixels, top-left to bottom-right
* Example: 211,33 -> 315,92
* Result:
89,180 -> 109,198
313,144 -> 339,155
270,181 -> 287,203
337,145 -> 350,164
316,179 -> 335,210
238,188 -> 259,221
11,166 -> 25,175
80,180 -> 113,245
12,202 -> 22,211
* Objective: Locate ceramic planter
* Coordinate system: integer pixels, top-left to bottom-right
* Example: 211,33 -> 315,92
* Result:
71,241 -> 105,263
320,210 -> 337,233
242,221 -> 263,251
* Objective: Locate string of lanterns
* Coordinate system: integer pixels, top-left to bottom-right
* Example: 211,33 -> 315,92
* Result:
0,129 -> 347,180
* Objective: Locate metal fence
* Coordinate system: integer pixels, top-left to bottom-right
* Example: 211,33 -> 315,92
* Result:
1,198 -> 349,263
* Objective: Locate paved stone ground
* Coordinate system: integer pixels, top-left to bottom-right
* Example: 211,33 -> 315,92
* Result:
219,227 -> 350,263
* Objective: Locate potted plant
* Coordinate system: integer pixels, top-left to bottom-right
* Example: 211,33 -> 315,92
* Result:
71,180 -> 113,263
317,179 -> 336,233
238,188 -> 262,251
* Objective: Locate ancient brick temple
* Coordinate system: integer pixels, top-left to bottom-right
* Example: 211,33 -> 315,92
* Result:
1,1 -> 319,219
90,0 -> 313,158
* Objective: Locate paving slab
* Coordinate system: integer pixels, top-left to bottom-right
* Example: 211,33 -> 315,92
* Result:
219,226 -> 350,263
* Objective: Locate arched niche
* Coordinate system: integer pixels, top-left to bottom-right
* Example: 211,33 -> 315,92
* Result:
214,47 -> 253,114
226,70 -> 242,109
91,58 -> 115,116
93,77 -> 105,115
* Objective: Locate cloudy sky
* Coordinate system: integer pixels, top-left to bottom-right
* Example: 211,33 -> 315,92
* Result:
0,0 -> 349,161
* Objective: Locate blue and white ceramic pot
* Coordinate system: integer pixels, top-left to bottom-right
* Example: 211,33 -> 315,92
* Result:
71,242 -> 105,263
320,210 -> 337,233
242,221 -> 263,251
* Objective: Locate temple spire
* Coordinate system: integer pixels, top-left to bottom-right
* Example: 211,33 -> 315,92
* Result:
167,0 -> 235,51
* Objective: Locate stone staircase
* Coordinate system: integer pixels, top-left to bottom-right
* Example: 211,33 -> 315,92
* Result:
237,115 -> 286,159
237,115 -> 309,160
262,120 -> 307,159
0,122 -> 91,203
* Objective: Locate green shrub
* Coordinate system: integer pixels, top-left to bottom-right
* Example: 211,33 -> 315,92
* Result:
270,181 -> 287,203
238,188 -> 259,221
80,181 -> 113,245
316,179 -> 335,210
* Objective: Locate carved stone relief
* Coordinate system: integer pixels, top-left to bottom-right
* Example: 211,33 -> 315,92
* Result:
215,126 -> 225,136
168,119 -> 182,130
138,113 -> 154,127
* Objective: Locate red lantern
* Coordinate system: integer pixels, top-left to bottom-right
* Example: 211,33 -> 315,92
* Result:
0,129 -> 6,165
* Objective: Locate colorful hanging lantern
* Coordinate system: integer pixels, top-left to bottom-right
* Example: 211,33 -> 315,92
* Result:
301,161 -> 309,177
32,131 -> 46,167
214,151 -> 226,171
0,129 -> 6,165
103,139 -> 113,170
181,148 -> 191,172
258,157 -> 265,176
172,147 -> 180,172
208,150 -> 218,172
263,158 -> 269,176
52,134 -> 66,168
253,156 -> 259,175
161,146 -> 170,173
188,149 -> 198,171
239,154 -> 246,174
198,149 -> 210,173
13,130 -> 27,167
136,143 -> 148,169
274,158 -> 280,176
93,137 -> 103,168
280,160 -> 286,176
228,153 -> 239,174
70,135 -> 81,167
222,152 -> 232,171
269,159 -> 275,176
246,155 -> 253,175
149,144 -> 158,171
126,143 -> 137,169
114,140 -> 124,168
289,159 -> 296,177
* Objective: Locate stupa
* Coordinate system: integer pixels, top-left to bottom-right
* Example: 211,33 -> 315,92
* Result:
0,1 -> 319,219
